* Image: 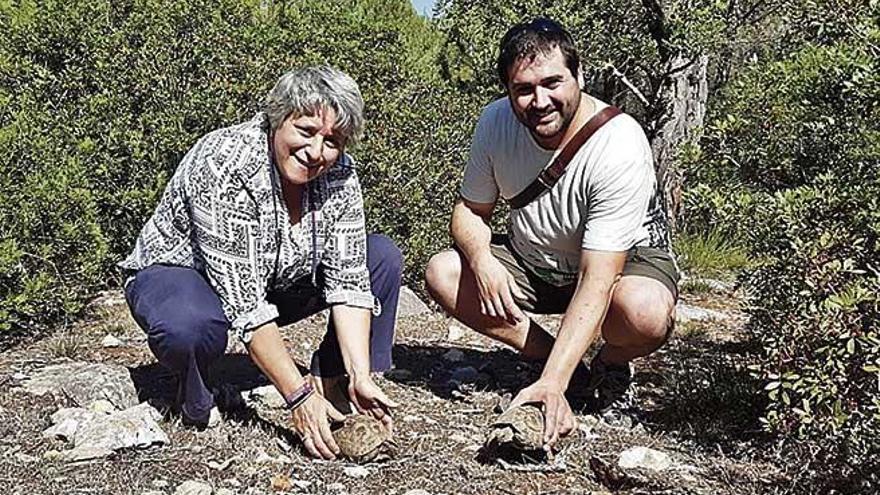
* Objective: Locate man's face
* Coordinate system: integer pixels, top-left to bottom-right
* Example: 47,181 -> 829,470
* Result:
506,46 -> 581,148
272,107 -> 344,185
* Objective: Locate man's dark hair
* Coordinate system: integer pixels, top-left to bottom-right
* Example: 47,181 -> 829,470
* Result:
496,17 -> 580,87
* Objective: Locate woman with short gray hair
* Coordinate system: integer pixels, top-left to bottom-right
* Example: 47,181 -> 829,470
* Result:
120,66 -> 401,460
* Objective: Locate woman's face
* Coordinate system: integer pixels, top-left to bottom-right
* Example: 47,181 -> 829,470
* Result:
273,107 -> 343,185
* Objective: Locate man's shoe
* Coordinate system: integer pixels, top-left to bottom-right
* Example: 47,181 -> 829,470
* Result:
586,353 -> 634,413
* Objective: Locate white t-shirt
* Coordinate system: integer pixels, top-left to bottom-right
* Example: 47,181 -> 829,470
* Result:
461,96 -> 669,286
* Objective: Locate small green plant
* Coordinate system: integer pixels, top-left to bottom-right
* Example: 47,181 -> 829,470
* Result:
674,228 -> 750,279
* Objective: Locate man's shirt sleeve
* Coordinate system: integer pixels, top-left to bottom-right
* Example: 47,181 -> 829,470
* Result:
460,110 -> 500,204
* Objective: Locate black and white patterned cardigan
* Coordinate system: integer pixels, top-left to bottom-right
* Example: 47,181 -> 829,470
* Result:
119,113 -> 373,342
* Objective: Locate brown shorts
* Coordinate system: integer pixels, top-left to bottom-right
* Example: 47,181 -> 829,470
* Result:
483,234 -> 680,314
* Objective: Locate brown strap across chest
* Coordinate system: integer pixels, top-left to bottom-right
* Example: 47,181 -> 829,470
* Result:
508,106 -> 622,209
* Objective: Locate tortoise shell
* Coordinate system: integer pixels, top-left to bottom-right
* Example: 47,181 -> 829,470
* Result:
485,403 -> 545,452
332,414 -> 396,463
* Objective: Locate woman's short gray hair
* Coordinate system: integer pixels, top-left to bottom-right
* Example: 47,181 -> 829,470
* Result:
265,66 -> 365,146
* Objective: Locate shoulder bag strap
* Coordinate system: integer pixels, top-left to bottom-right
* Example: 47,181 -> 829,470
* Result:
508,106 -> 622,210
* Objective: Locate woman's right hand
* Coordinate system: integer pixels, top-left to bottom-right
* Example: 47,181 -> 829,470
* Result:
290,393 -> 346,460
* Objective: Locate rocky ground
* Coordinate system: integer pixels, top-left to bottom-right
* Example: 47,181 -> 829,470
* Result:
0,282 -> 793,495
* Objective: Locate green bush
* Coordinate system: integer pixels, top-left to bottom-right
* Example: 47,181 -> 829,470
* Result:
690,30 -> 880,489
746,173 -> 880,490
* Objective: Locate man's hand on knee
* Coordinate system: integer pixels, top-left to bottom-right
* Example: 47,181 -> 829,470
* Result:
469,251 -> 527,324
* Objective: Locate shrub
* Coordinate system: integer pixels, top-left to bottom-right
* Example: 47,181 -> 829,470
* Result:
690,32 -> 880,490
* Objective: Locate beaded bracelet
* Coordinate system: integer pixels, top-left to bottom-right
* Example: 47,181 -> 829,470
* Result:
283,381 -> 315,410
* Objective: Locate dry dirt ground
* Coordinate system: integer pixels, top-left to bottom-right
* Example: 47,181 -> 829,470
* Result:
0,285 -> 792,495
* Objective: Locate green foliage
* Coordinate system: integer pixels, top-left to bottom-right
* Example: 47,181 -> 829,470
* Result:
0,0 -> 459,337
435,0 -> 727,120
686,10 -> 880,485
674,228 -> 749,279
746,172 -> 880,489
698,42 -> 879,191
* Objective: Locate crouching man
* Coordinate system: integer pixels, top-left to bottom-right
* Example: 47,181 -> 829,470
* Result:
425,18 -> 679,450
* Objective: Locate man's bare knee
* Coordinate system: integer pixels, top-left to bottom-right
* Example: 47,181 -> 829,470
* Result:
425,250 -> 463,301
603,278 -> 674,349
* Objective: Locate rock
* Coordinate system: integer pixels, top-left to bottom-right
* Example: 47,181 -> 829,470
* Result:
254,449 -> 292,464
153,480 -> 170,488
206,407 -> 222,428
43,402 -> 169,461
450,366 -> 479,383
617,446 -> 673,471
175,480 -> 212,495
291,480 -> 311,489
242,385 -> 286,410
685,276 -> 735,293
88,400 -> 117,414
216,490 -> 236,495
101,334 -> 124,348
14,452 -> 39,463
223,479 -> 242,488
326,483 -> 347,492
404,490 -> 431,495
207,457 -> 235,470
22,362 -> 139,410
42,450 -> 63,461
396,286 -> 431,318
343,465 -> 371,478
270,474 -> 292,491
675,303 -> 726,323
383,368 -> 413,381
142,491 -> 165,495
446,325 -> 466,342
442,349 -> 464,363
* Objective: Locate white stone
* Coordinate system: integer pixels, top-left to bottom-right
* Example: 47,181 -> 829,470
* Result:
207,457 -> 235,470
343,465 -> 371,478
215,489 -> 236,495
446,325 -> 466,342
396,286 -> 431,318
206,407 -> 222,428
442,349 -> 464,362
22,361 -> 138,410
243,385 -> 286,409
404,490 -> 431,495
142,491 -> 165,495
88,400 -> 117,414
153,480 -> 170,488
15,452 -> 40,463
617,446 -> 673,471
101,334 -> 124,348
676,303 -> 727,323
44,402 -> 168,461
175,480 -> 212,495
326,483 -> 347,492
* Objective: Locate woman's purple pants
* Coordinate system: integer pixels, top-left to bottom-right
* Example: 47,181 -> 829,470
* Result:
124,234 -> 402,423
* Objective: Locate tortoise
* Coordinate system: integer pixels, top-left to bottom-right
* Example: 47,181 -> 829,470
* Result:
332,414 -> 397,463
484,403 -> 547,456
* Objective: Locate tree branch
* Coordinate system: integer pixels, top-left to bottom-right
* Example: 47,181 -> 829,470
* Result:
603,62 -> 651,107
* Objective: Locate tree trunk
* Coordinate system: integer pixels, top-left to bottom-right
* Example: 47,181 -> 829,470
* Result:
650,54 -> 709,233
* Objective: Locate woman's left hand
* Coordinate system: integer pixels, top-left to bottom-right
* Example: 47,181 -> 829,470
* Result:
348,374 -> 399,430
